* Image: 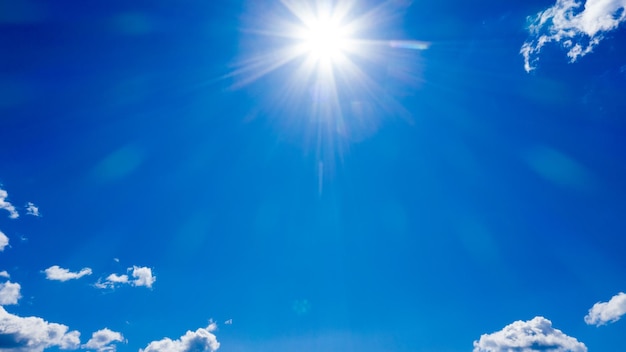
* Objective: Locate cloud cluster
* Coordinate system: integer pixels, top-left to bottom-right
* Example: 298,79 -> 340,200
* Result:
0,281 -> 21,305
0,230 -> 8,251
585,292 -> 626,326
473,316 -> 587,352
0,306 -> 81,351
44,266 -> 93,282
0,188 -> 19,219
26,202 -> 40,217
83,328 -> 125,352
95,266 -> 156,289
521,0 -> 626,72
140,323 -> 220,352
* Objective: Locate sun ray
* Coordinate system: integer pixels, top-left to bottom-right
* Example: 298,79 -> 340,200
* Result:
230,0 -> 429,192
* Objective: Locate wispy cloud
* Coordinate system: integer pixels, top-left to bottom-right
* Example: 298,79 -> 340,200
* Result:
44,265 -> 93,282
95,266 -> 155,289
473,316 -> 587,352
95,273 -> 129,289
0,306 -> 81,351
0,188 -> 19,219
26,201 -> 40,216
585,292 -> 626,326
83,328 -> 125,352
0,281 -> 21,305
224,319 -> 233,325
0,230 -> 8,251
521,0 -> 626,72
139,323 -> 220,352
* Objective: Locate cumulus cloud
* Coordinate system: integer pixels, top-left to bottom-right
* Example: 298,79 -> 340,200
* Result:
130,266 -> 156,288
0,305 -> 81,351
25,202 -> 40,217
0,271 -> 9,278
0,281 -> 21,305
44,266 -> 93,282
95,266 -> 155,289
0,189 -> 19,219
584,292 -> 626,326
0,230 -> 8,251
473,316 -> 587,352
95,274 -> 129,289
82,328 -> 125,352
521,0 -> 626,72
139,323 -> 220,352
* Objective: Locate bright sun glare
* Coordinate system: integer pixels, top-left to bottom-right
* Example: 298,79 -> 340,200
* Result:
232,0 -> 429,192
301,18 -> 349,61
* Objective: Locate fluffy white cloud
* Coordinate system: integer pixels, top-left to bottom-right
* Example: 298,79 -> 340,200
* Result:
95,266 -> 155,289
0,189 -> 19,219
82,328 -> 125,352
0,306 -> 81,351
473,316 -> 587,352
0,281 -> 21,305
44,266 -> 93,282
0,230 -> 8,251
95,274 -> 129,289
521,0 -> 626,72
25,202 -> 40,217
140,323 -> 220,352
130,266 -> 156,288
584,292 -> 626,326
0,271 -> 9,278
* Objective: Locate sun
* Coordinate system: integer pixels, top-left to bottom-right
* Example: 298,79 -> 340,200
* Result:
300,17 -> 350,61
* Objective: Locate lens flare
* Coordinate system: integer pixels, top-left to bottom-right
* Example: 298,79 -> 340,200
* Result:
230,0 -> 429,192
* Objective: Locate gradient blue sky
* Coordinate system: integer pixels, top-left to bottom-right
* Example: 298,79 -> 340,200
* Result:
1,0 -> 626,351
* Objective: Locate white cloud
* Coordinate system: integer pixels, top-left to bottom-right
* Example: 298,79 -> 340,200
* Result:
0,305 -> 81,351
0,189 -> 19,219
0,270 -> 9,278
224,319 -> 232,325
0,281 -> 21,305
25,202 -> 40,217
0,230 -> 8,251
95,266 -> 155,289
473,316 -> 587,352
44,265 -> 93,282
130,266 -> 156,288
139,323 -> 220,352
95,274 -> 129,289
584,292 -> 626,326
82,328 -> 125,352
521,0 -> 626,72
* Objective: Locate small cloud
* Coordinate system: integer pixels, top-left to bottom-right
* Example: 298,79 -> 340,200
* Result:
0,230 -> 8,251
0,270 -> 9,278
473,316 -> 587,352
25,202 -> 40,217
44,265 -> 93,282
95,266 -> 155,289
0,188 -> 19,219
95,274 -> 129,289
584,292 -> 626,326
224,319 -> 232,325
0,305 -> 81,350
521,0 -> 626,72
83,328 -> 125,352
0,281 -> 21,305
139,323 -> 220,352
130,266 -> 156,288
113,258 -> 120,263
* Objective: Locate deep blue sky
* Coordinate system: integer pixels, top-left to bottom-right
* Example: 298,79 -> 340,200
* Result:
1,0 -> 626,351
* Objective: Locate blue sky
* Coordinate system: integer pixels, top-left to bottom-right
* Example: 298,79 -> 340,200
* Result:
1,0 -> 626,351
